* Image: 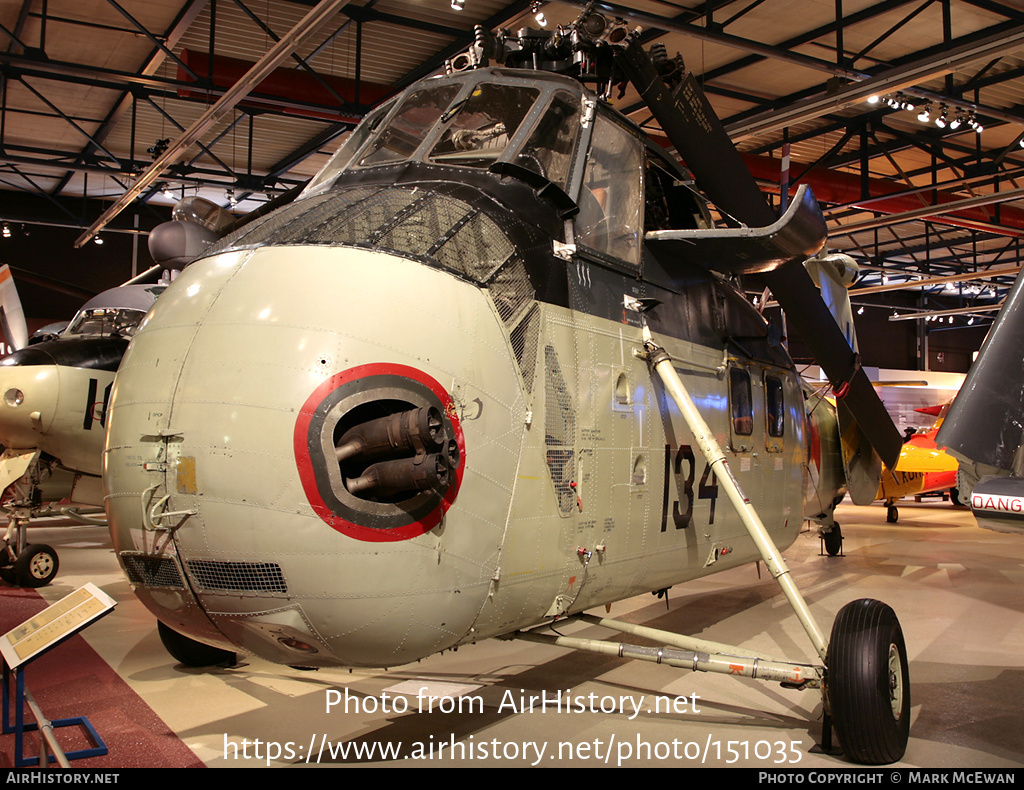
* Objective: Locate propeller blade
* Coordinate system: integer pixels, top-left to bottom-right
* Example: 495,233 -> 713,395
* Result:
0,265 -> 28,351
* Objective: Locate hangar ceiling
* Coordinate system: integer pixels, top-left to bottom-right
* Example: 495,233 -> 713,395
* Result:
1,0 -> 1023,337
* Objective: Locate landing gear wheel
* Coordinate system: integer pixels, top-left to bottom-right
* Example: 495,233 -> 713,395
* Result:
827,598 -> 910,765
886,505 -> 899,523
950,488 -> 963,507
823,524 -> 843,556
157,620 -> 236,667
14,544 -> 58,587
0,566 -> 16,585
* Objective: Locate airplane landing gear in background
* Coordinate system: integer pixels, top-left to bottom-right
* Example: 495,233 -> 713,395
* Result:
821,523 -> 843,556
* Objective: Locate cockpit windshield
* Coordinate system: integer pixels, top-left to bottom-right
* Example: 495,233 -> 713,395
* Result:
312,74 -> 585,194
65,307 -> 146,338
427,84 -> 539,168
358,84 -> 461,167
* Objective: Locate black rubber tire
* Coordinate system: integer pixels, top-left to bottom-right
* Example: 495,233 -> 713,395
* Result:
14,544 -> 58,587
0,565 -> 17,585
157,620 -> 236,668
828,598 -> 911,765
886,505 -> 899,523
823,524 -> 843,556
950,488 -> 963,507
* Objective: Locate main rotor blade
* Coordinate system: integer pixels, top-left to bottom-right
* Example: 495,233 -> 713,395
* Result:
764,261 -> 902,467
615,37 -> 901,467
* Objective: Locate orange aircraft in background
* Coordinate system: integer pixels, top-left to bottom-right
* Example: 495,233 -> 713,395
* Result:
877,403 -> 961,523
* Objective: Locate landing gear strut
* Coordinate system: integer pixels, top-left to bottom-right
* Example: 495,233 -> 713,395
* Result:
634,331 -> 910,764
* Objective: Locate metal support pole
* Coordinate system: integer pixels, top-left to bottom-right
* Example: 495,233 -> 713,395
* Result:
641,327 -> 829,662
515,623 -> 822,687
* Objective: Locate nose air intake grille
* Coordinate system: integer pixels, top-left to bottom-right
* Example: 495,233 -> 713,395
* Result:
120,553 -> 185,589
185,560 -> 288,594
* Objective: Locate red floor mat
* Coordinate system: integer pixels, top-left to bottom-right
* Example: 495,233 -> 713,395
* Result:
0,586 -> 203,769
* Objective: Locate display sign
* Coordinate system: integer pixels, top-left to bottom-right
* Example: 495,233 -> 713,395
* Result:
0,583 -> 117,670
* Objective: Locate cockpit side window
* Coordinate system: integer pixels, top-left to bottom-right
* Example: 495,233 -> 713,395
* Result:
358,84 -> 461,167
575,113 -> 643,264
301,97 -> 398,198
428,84 -> 540,169
65,308 -> 146,338
515,91 -> 581,187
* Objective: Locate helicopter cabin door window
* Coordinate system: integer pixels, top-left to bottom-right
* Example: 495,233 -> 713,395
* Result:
729,367 -> 754,452
764,373 -> 785,453
576,114 -> 643,264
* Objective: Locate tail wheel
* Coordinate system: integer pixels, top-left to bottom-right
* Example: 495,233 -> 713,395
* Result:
823,523 -> 843,556
14,544 -> 58,587
827,598 -> 911,764
157,620 -> 236,667
886,505 -> 899,523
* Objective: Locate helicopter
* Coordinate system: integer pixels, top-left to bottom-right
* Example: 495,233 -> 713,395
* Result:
102,7 -> 909,765
876,403 -> 960,524
0,197 -> 228,586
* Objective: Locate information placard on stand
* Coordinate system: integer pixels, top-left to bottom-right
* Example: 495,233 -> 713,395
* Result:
1,583 -> 117,766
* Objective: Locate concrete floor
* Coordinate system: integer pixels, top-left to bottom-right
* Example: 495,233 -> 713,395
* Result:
6,496 -> 1024,769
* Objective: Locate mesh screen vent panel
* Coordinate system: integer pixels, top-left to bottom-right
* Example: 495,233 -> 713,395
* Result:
121,553 -> 185,589
186,560 -> 288,594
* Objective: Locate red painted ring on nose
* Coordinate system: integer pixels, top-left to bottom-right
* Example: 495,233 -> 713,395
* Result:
294,363 -> 464,542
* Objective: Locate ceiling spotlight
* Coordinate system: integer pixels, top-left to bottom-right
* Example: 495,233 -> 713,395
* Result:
857,305 -> 864,315
934,104 -> 948,128
917,103 -> 932,123
968,317 -> 975,325
1,224 -> 10,239
147,138 -> 170,160
531,1 -> 547,26
867,95 -> 880,105
226,189 -> 238,207
93,235 -> 103,245
950,110 -> 966,130
451,0 -> 465,9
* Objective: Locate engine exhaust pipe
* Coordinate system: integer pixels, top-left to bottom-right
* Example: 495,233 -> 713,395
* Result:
346,453 -> 449,498
335,406 -> 446,464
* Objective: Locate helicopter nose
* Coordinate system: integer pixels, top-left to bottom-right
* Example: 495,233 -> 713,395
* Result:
105,245 -> 527,667
0,348 -> 60,448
